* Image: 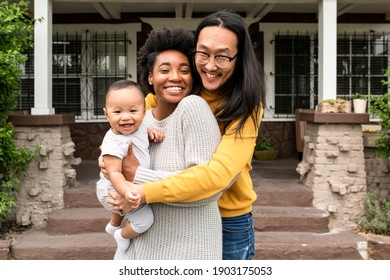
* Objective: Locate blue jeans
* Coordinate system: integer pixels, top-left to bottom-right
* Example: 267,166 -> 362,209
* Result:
222,212 -> 255,260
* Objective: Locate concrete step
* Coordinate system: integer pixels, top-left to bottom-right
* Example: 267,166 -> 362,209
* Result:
253,183 -> 313,207
253,206 -> 329,233
66,160 -> 102,208
68,175 -> 314,212
47,208 -> 110,235
64,185 -> 102,208
250,159 -> 312,207
253,229 -> 367,260
47,204 -> 329,236
10,229 -> 116,260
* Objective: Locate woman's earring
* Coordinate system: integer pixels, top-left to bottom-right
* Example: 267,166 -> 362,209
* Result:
149,82 -> 153,85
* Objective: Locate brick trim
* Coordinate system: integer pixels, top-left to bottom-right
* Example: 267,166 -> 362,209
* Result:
299,112 -> 369,124
8,114 -> 75,126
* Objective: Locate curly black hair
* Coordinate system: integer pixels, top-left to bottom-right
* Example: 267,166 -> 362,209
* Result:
137,26 -> 196,94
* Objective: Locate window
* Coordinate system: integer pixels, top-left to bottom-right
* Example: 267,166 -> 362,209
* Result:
52,34 -> 82,115
18,47 -> 34,111
337,33 -> 388,103
274,34 -> 318,116
273,31 -> 389,118
18,31 -> 128,120
92,32 -> 127,117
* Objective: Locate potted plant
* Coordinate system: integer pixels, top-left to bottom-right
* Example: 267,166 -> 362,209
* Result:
253,137 -> 279,160
316,98 -> 351,113
351,93 -> 367,113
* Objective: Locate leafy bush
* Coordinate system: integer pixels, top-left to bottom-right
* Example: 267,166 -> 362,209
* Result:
369,70 -> 390,160
357,193 -> 390,236
0,0 -> 39,232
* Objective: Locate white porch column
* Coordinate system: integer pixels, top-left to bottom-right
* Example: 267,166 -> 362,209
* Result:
318,0 -> 337,102
32,0 -> 54,115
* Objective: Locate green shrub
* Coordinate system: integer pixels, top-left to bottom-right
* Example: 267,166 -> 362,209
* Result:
0,0 -> 40,232
357,193 -> 390,236
369,70 -> 390,160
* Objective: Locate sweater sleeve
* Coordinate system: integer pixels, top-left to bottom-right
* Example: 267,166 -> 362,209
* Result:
134,167 -> 177,184
143,107 -> 263,204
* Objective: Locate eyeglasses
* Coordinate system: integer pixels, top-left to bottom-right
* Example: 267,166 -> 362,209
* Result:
193,51 -> 237,69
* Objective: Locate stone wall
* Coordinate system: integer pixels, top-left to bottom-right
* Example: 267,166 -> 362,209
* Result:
297,122 -> 367,229
10,115 -> 81,228
363,134 -> 390,201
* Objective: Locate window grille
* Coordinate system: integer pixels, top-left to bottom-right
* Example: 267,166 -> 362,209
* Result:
92,32 -> 127,117
52,33 -> 82,115
273,31 -> 389,118
273,32 -> 318,117
337,32 -> 388,111
17,30 -> 128,121
18,47 -> 34,111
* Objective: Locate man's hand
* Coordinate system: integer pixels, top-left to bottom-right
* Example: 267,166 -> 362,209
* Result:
107,182 -> 146,213
124,188 -> 141,206
131,183 -> 146,204
108,190 -> 138,212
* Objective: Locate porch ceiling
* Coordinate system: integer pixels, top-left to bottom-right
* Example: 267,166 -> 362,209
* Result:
19,0 -> 390,21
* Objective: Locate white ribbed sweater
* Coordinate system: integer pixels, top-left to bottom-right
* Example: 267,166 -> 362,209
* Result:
114,95 -> 222,260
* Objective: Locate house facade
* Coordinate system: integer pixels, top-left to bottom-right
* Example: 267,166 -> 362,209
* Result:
16,0 -> 390,159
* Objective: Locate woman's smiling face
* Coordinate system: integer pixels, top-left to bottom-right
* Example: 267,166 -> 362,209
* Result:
148,49 -> 193,106
195,26 -> 238,93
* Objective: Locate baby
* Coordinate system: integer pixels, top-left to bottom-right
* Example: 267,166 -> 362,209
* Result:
96,79 -> 163,252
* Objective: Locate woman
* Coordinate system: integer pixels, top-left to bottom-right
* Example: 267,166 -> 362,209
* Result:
109,11 -> 266,260
106,26 -> 222,259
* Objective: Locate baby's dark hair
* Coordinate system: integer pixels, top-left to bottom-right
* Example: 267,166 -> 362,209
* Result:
105,79 -> 145,105
137,26 -> 196,94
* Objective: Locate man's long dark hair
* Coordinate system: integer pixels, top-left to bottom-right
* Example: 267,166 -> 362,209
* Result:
194,10 -> 266,136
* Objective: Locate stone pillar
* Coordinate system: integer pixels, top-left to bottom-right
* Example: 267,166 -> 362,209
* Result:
8,114 -> 81,228
296,112 -> 369,229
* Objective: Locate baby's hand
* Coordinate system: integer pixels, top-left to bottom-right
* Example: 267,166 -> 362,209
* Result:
124,186 -> 141,208
148,128 -> 165,143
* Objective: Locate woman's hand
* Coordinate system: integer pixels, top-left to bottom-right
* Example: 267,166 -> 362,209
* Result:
122,142 -> 140,182
98,143 -> 140,181
98,153 -> 108,178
